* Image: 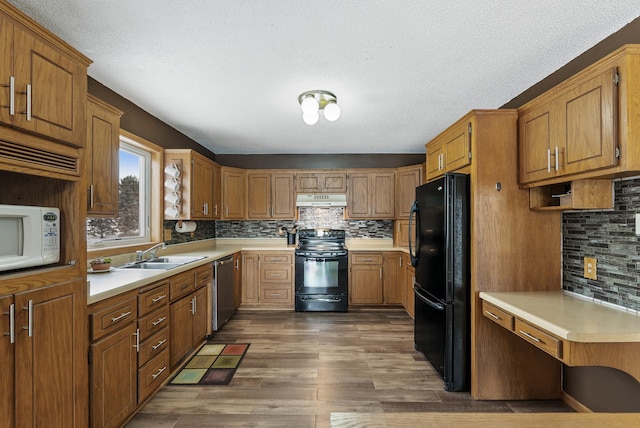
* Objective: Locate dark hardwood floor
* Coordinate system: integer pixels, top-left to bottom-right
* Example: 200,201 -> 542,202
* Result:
126,309 -> 573,427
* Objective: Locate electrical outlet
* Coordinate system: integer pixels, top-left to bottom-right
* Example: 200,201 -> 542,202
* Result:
164,228 -> 172,241
584,257 -> 597,280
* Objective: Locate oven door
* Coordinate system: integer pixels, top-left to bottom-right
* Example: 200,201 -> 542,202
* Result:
295,255 -> 347,295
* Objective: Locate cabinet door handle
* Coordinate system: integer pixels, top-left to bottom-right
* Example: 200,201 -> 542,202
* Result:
555,146 -> 559,171
547,148 -> 551,173
25,84 -> 31,121
152,316 -> 167,327
190,296 -> 196,315
89,184 -> 94,208
151,294 -> 167,303
111,311 -> 132,323
22,300 -> 33,337
152,365 -> 167,380
3,76 -> 15,115
484,310 -> 501,321
519,330 -> 542,343
133,328 -> 140,352
152,339 -> 167,350
203,202 -> 208,215
3,303 -> 15,344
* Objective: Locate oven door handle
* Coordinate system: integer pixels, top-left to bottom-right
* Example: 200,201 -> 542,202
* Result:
300,296 -> 343,302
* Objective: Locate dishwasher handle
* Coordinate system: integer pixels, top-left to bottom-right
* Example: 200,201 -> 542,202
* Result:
215,256 -> 234,266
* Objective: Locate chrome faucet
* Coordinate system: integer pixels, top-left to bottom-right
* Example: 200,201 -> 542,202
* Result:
136,242 -> 167,262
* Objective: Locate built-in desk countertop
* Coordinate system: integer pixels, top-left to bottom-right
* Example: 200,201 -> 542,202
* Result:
479,290 -> 640,382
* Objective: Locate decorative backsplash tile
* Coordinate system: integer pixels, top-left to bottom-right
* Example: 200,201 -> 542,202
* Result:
164,207 -> 393,245
215,207 -> 393,239
562,177 -> 640,312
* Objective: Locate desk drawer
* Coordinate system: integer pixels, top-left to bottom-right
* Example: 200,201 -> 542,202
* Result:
482,301 -> 514,330
515,318 -> 562,358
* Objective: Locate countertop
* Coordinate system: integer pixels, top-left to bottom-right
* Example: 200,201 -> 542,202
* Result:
479,290 -> 640,343
87,238 -> 406,304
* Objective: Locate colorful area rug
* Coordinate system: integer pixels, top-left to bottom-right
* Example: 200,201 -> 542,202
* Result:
170,343 -> 250,385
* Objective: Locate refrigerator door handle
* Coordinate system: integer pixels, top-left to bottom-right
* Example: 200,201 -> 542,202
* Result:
409,200 -> 420,267
413,284 -> 445,311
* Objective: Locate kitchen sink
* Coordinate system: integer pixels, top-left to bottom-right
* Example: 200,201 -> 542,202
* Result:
144,256 -> 206,264
119,262 -> 183,270
118,255 -> 206,270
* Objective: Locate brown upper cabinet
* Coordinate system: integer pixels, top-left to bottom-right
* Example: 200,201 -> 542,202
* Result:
518,45 -> 640,187
247,171 -> 295,219
295,171 -> 347,193
0,4 -> 90,147
221,166 -> 246,219
395,164 -> 423,218
86,95 -> 122,217
346,170 -> 395,219
164,149 -> 219,220
425,120 -> 471,182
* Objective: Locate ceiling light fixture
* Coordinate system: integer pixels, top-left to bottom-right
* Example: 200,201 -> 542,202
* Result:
298,90 -> 341,125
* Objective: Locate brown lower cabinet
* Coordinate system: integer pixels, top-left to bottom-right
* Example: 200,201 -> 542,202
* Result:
89,277 -> 177,427
1,277 -> 87,428
349,252 -> 402,305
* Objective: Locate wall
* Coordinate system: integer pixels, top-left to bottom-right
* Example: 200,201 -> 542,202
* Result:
164,207 -> 393,245
562,177 -> 640,312
561,177 -> 640,412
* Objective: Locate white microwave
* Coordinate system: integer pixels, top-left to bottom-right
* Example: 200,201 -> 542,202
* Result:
0,204 -> 60,272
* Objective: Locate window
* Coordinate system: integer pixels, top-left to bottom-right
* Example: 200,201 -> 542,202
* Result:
87,135 -> 152,248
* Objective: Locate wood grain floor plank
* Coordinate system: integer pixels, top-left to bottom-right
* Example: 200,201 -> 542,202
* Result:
126,309 -> 573,428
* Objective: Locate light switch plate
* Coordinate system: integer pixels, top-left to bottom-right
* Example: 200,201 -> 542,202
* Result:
636,213 -> 640,236
584,257 -> 597,280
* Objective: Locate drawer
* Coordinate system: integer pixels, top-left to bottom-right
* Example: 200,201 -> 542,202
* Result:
138,327 -> 169,367
195,265 -> 213,290
138,348 -> 170,404
260,285 -> 292,304
514,318 -> 563,359
138,307 -> 170,341
482,301 -> 514,330
170,270 -> 195,301
138,281 -> 169,316
351,253 -> 383,264
90,296 -> 138,341
259,264 -> 293,284
261,253 -> 293,264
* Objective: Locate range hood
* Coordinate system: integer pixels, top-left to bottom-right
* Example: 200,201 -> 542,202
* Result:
296,194 -> 347,207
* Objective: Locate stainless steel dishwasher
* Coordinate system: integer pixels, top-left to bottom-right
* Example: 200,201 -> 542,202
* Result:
213,255 -> 236,331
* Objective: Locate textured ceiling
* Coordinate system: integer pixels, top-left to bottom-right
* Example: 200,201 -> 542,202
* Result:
7,1 -> 640,154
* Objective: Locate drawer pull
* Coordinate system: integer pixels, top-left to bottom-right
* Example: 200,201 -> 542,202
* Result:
519,330 -> 542,343
151,295 -> 167,303
181,283 -> 190,290
111,311 -> 132,323
152,339 -> 167,350
484,310 -> 501,321
151,366 -> 166,379
152,316 -> 167,326
270,293 -> 281,297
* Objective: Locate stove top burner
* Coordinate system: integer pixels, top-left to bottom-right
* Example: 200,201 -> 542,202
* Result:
296,228 -> 347,256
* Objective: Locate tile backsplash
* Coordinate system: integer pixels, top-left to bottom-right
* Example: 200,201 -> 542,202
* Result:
562,177 -> 640,312
164,207 -> 393,245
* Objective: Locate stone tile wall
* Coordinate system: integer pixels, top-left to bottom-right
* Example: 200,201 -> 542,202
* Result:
562,177 -> 640,312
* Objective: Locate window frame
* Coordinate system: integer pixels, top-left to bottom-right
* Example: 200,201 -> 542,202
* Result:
87,130 -> 164,258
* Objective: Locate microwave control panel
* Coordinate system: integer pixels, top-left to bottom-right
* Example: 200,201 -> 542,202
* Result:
42,209 -> 60,263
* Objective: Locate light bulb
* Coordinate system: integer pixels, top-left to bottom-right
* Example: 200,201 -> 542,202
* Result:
302,109 -> 319,125
300,95 -> 319,114
323,101 -> 341,121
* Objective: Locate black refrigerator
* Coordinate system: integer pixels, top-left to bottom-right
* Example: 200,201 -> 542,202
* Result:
409,172 -> 470,392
